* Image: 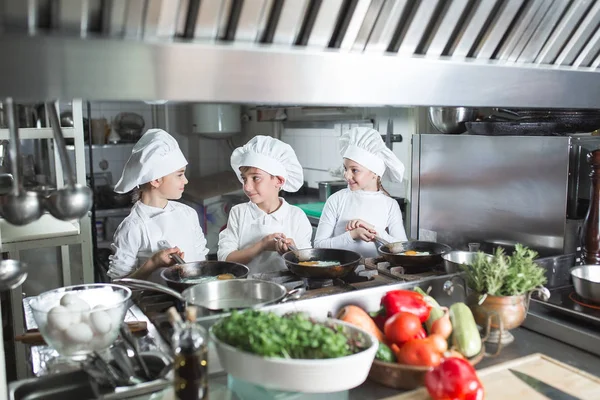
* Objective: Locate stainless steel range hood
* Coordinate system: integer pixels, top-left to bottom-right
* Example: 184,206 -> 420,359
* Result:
1,0 -> 600,107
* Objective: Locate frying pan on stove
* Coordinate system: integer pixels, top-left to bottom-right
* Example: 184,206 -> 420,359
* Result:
282,248 -> 362,279
160,261 -> 249,292
377,240 -> 452,273
157,239 -> 249,292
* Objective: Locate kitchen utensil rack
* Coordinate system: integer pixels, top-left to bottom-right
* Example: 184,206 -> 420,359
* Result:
0,99 -> 93,380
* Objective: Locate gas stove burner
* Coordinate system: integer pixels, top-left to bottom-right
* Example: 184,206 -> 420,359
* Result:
303,278 -> 335,290
569,292 -> 600,310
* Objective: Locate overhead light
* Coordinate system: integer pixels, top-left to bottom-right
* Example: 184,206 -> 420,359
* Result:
144,100 -> 169,105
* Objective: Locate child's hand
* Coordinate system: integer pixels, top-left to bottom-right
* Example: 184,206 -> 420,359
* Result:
261,233 -> 286,252
151,247 -> 184,268
346,219 -> 376,233
349,227 -> 375,242
276,237 -> 296,255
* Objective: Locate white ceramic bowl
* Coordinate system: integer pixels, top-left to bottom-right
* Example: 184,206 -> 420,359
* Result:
210,319 -> 378,393
29,284 -> 131,357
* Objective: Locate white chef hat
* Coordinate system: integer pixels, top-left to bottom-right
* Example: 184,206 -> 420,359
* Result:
339,127 -> 405,182
114,129 -> 188,193
230,135 -> 304,192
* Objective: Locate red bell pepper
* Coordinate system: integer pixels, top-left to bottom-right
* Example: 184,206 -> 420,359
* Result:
424,357 -> 485,400
374,290 -> 431,324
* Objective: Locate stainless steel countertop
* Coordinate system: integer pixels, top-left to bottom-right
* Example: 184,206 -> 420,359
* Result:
19,278 -> 600,399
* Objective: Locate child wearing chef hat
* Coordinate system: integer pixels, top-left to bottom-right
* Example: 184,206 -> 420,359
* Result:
107,129 -> 208,281
314,127 -> 407,258
218,135 -> 312,273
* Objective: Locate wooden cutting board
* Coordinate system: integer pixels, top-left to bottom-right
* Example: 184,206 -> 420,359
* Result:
385,353 -> 600,400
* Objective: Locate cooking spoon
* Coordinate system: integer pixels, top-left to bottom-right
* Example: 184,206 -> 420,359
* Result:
273,237 -> 308,261
45,101 -> 93,220
0,98 -> 44,225
157,240 -> 186,265
374,236 -> 405,254
0,259 -> 28,291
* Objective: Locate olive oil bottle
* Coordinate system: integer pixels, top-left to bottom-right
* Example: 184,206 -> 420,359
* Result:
171,307 -> 208,400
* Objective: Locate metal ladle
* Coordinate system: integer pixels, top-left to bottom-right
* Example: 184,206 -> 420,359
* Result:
0,98 -> 44,225
0,259 -> 28,291
44,101 -> 93,220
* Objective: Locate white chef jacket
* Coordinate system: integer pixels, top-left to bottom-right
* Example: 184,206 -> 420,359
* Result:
108,201 -> 209,279
217,199 -> 313,273
314,189 -> 407,258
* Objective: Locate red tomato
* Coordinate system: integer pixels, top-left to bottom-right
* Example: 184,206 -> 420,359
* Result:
393,338 -> 443,367
384,312 -> 426,346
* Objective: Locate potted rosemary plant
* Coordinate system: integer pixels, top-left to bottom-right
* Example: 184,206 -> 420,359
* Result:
459,244 -> 549,344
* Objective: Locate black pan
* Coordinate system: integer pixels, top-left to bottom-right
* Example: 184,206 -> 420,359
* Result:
377,240 -> 452,273
466,121 -> 565,136
282,248 -> 362,279
160,261 -> 249,292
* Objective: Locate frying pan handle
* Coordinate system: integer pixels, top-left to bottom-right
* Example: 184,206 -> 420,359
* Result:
280,287 -> 305,303
113,278 -> 186,302
157,240 -> 186,265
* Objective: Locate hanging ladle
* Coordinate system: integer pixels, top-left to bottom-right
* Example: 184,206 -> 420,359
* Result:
45,101 -> 93,220
0,98 -> 44,225
0,259 -> 28,291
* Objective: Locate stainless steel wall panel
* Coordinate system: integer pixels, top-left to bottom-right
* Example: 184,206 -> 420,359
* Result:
413,134 -> 571,255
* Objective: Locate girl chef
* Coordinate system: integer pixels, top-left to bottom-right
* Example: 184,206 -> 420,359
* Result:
218,135 -> 312,273
314,127 -> 407,258
107,129 -> 208,281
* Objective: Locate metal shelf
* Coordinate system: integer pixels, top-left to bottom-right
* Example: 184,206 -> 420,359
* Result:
0,127 -> 75,140
0,100 -> 95,383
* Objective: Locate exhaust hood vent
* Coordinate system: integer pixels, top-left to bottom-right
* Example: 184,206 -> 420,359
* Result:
1,0 -> 600,107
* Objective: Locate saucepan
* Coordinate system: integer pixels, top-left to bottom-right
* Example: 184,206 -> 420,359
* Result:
570,265 -> 600,303
282,248 -> 362,279
113,278 -> 304,312
376,239 -> 452,273
442,251 -> 494,274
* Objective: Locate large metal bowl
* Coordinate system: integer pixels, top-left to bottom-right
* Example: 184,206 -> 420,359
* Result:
442,251 -> 493,274
428,107 -> 477,134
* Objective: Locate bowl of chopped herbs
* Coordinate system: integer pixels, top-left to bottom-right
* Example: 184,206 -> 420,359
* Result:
210,310 -> 378,393
459,244 -> 549,345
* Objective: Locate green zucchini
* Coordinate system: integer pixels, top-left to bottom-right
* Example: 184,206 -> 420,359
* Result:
375,343 -> 396,363
449,303 -> 482,358
414,287 -> 444,333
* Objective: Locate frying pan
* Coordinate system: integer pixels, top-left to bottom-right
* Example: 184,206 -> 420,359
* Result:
282,248 -> 362,279
465,121 -> 564,136
113,278 -> 304,312
160,261 -> 249,292
570,265 -> 600,303
512,109 -> 600,133
377,240 -> 452,273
